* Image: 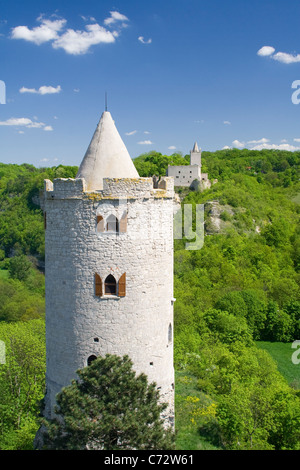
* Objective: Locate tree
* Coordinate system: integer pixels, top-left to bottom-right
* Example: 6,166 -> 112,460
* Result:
41,354 -> 175,450
8,255 -> 33,282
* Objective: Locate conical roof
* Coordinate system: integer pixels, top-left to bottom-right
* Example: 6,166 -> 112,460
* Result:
192,142 -> 199,152
76,111 -> 139,190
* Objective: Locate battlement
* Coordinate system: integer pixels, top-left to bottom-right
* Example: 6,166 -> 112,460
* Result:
44,176 -> 174,200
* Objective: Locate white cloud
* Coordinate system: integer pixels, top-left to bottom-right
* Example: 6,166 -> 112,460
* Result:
223,120 -> 231,125
11,13 -> 129,55
144,131 -> 150,134
73,88 -> 80,93
27,121 -> 45,128
81,16 -> 96,23
11,17 -> 66,45
104,11 -> 129,26
232,139 -> 245,148
257,45 -> 300,64
138,140 -> 153,145
250,142 -> 300,151
222,146 -> 231,150
0,117 -> 51,131
20,85 -> 61,95
257,46 -> 275,57
273,51 -> 300,64
0,117 -> 37,126
19,87 -> 36,94
52,24 -> 116,55
225,136 -> 300,152
247,137 -> 269,144
40,86 -> 61,94
138,36 -> 152,44
168,146 -> 176,150
125,130 -> 137,136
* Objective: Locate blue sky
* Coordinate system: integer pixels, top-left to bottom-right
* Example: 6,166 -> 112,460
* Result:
1,0 -> 300,167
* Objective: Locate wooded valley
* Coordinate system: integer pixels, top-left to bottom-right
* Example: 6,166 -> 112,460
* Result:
0,147 -> 299,449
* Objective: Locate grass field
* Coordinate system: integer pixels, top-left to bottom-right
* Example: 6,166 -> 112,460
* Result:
256,341 -> 300,389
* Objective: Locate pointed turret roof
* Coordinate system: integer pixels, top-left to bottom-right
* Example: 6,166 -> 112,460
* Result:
76,111 -> 139,190
192,142 -> 199,152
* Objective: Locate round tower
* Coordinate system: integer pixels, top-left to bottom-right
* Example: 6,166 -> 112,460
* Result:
43,111 -> 175,425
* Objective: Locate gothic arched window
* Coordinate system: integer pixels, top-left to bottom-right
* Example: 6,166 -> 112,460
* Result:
104,274 -> 117,295
87,355 -> 97,366
106,214 -> 119,233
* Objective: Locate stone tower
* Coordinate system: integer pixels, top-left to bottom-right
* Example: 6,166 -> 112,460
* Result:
167,141 -> 210,189
189,142 -> 202,168
42,110 -> 175,425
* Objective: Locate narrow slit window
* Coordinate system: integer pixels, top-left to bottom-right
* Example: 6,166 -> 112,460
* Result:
104,274 -> 117,295
168,323 -> 172,344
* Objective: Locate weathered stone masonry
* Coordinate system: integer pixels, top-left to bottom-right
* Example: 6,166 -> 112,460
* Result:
43,174 -> 175,424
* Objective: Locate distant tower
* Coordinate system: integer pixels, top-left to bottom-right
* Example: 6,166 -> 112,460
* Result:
42,111 -> 175,426
167,141 -> 210,189
190,142 -> 202,168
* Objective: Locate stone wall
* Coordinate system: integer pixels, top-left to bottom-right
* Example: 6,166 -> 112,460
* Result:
167,164 -> 201,187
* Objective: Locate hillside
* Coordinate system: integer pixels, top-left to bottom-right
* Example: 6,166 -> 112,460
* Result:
0,148 -> 300,449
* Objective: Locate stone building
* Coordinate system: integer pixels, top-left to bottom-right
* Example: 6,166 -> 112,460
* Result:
41,110 -> 175,427
167,142 -> 210,188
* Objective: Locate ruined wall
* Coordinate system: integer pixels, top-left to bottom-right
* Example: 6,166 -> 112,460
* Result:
167,164 -> 201,187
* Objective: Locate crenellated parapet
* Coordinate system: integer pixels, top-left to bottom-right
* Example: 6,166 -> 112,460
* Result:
44,176 -> 174,200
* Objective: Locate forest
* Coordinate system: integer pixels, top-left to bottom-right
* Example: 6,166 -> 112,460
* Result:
0,147 -> 299,450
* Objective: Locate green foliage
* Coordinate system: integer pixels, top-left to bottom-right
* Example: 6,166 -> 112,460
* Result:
0,148 -> 299,450
201,309 -> 253,346
8,255 -> 33,282
0,277 -> 44,322
0,163 -> 78,260
256,341 -> 300,390
216,378 -> 300,450
172,147 -> 300,449
133,151 -> 189,177
0,319 -> 46,449
41,354 -> 175,450
175,371 -> 220,450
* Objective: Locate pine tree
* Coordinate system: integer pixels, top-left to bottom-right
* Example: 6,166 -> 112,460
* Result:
40,354 -> 175,450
